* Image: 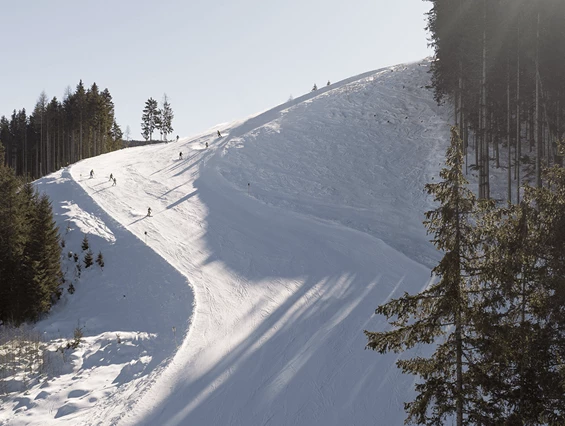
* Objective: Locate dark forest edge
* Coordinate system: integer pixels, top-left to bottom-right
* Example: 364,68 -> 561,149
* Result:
427,0 -> 565,203
365,1 -> 565,424
0,81 -> 123,181
366,127 -> 565,425
0,144 -> 63,325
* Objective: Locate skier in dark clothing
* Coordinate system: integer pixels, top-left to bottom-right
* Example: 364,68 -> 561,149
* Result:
217,130 -> 222,138
205,142 -> 208,148
179,152 -> 183,160
113,177 -> 117,186
90,169 -> 94,178
109,173 -> 113,182
147,207 -> 152,217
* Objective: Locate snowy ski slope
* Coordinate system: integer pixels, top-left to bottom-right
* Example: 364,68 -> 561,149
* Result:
0,59 -> 451,425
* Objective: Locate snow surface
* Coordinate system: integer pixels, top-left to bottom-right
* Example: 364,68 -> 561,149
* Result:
0,59 -> 452,425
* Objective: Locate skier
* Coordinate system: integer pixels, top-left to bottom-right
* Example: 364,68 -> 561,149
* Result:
176,135 -> 179,142
90,169 -> 94,179
205,142 -> 208,148
217,130 -> 222,138
179,152 -> 183,160
147,207 -> 152,217
113,177 -> 117,186
109,173 -> 113,182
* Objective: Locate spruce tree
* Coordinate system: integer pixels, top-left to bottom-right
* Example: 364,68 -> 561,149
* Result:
490,166 -> 565,423
96,251 -> 104,268
0,153 -> 63,323
0,157 -> 28,322
109,120 -> 123,151
21,194 -> 63,320
159,94 -> 174,141
81,234 -> 89,251
365,128 -> 478,425
445,158 -> 565,424
84,249 -> 93,268
141,97 -> 159,141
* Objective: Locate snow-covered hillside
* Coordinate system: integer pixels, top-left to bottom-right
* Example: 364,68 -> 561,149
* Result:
0,59 -> 451,426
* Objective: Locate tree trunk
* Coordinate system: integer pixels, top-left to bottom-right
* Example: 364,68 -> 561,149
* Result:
480,0 -> 488,199
507,61 -> 512,205
535,12 -> 541,188
515,43 -> 521,205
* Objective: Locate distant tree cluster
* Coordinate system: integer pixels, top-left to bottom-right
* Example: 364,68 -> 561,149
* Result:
0,81 -> 123,180
366,128 -> 565,425
427,0 -> 565,203
141,94 -> 174,142
0,144 -> 63,324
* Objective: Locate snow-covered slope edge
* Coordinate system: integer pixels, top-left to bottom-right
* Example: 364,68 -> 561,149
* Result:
0,170 -> 192,425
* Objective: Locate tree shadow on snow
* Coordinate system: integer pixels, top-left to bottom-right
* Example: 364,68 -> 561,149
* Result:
33,169 -> 193,391
138,114 -> 433,425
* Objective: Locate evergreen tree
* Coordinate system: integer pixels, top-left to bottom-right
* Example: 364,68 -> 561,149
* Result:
21,193 -> 63,320
141,97 -> 159,141
0,156 -> 27,322
109,119 -> 123,151
83,249 -> 93,268
155,108 -> 163,141
159,94 -> 174,142
81,234 -> 89,251
471,164 -> 565,423
365,128 -> 478,425
96,251 -> 104,268
0,154 -> 63,323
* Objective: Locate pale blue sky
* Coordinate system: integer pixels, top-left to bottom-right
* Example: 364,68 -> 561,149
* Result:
1,0 -> 432,139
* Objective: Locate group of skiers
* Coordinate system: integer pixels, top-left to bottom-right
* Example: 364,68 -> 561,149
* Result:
88,169 -> 152,223
90,169 -> 116,186
88,129 -> 226,224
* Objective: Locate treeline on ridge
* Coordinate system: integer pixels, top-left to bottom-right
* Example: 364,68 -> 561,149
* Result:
0,81 -> 123,180
427,0 -> 565,202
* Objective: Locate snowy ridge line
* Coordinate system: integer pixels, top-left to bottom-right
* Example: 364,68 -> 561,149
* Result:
215,58 -> 449,268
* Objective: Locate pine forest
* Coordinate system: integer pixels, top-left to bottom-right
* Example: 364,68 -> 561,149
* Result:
0,81 -> 123,181
427,0 -> 565,202
366,1 -> 565,424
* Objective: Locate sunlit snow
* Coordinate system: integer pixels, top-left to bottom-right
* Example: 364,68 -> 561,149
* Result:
1,59 -> 452,426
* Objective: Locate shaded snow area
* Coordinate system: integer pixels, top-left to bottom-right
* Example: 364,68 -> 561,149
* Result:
1,59 -> 452,425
